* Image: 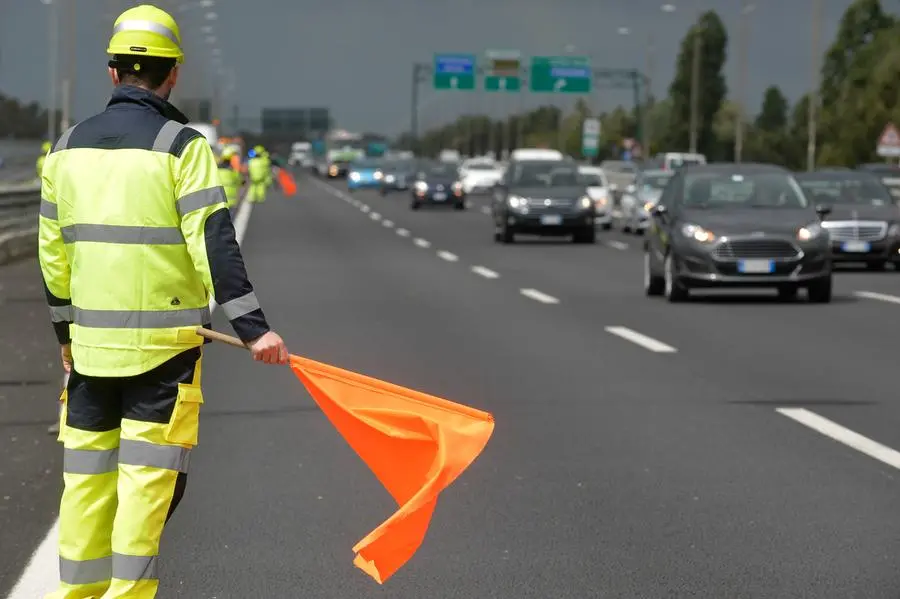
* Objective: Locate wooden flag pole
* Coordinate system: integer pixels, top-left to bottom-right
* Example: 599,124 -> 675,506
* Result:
196,328 -> 248,350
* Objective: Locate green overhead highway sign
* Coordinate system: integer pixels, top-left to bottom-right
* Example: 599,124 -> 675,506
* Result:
529,56 -> 592,93
433,54 -> 476,90
484,49 -> 521,92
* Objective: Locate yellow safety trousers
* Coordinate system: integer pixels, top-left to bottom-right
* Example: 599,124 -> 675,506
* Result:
246,181 -> 267,203
48,355 -> 203,599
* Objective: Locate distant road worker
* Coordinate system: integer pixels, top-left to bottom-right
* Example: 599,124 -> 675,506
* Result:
217,147 -> 243,209
246,147 -> 269,203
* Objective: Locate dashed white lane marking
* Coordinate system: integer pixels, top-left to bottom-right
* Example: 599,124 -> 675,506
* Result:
854,290 -> 900,305
382,220 -> 394,228
604,326 -> 676,353
360,204 -> 370,213
414,238 -> 431,248
5,192 -> 260,599
370,212 -> 381,221
520,288 -> 559,304
437,250 -> 459,262
777,408 -> 900,470
480,206 -> 491,215
396,228 -> 410,237
606,240 -> 629,250
471,266 -> 499,279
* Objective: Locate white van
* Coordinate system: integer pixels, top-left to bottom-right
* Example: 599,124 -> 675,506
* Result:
510,148 -> 565,161
656,152 -> 706,171
187,122 -> 219,153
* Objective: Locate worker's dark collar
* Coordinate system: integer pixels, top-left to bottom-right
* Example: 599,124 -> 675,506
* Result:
107,85 -> 189,124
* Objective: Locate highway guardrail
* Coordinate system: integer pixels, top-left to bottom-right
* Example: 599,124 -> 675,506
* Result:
0,183 -> 40,265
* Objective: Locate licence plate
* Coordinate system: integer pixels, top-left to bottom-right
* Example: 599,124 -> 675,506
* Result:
541,214 -> 562,225
737,259 -> 774,273
841,240 -> 870,252
433,192 -> 446,201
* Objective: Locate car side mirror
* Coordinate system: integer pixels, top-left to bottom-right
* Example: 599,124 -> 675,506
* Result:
653,204 -> 668,216
815,204 -> 832,219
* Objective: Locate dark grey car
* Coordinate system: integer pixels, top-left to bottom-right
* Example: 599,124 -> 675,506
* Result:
796,169 -> 900,270
644,163 -> 833,302
491,160 -> 596,244
378,159 -> 417,195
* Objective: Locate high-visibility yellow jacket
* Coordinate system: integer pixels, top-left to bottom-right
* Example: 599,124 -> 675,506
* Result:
248,155 -> 269,183
217,160 -> 242,207
38,85 -> 270,377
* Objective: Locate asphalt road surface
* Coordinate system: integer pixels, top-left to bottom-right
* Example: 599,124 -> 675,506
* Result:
4,174 -> 900,597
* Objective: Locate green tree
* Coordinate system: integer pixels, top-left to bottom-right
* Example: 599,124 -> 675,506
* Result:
664,10 -> 729,156
755,86 -> 788,132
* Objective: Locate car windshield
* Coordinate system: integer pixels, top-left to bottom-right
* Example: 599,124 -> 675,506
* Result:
351,160 -> 380,169
420,164 -> 455,177
681,172 -> 808,209
512,164 -> 585,186
580,173 -> 607,187
642,174 -> 673,190
797,175 -> 893,206
670,157 -> 703,168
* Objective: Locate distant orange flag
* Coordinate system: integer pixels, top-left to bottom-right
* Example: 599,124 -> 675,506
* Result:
289,355 -> 495,583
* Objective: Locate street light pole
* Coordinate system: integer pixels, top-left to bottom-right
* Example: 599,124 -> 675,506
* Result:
734,2 -> 753,163
688,20 -> 702,154
60,0 -> 76,131
807,0 -> 822,171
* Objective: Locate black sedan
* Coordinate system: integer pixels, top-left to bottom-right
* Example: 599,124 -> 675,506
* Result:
410,163 -> 465,210
491,160 -> 596,244
378,160 -> 417,195
644,163 -> 832,302
797,169 -> 900,270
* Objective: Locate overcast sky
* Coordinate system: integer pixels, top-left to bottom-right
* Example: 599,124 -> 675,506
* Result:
0,0 -> 876,136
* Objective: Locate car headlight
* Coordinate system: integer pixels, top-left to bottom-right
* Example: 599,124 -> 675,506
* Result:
889,223 -> 900,237
797,222 -> 823,241
374,170 -> 383,180
452,182 -> 463,193
349,172 -> 360,181
579,196 -> 593,210
414,181 -> 428,192
594,195 -> 608,208
385,174 -> 395,183
681,223 -> 716,243
508,195 -> 527,209
643,201 -> 655,213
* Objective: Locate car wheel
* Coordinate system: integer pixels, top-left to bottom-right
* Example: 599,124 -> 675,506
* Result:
411,201 -> 421,211
501,223 -> 515,244
601,222 -> 612,231
379,188 -> 387,196
663,253 -> 689,302
867,260 -> 887,271
454,202 -> 466,211
573,228 -> 596,244
777,285 -> 799,301
807,276 -> 832,303
644,251 -> 665,296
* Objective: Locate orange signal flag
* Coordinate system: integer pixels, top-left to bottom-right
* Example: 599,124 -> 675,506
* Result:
289,355 -> 495,583
277,168 -> 297,196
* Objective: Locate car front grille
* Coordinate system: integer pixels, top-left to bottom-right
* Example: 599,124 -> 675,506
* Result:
526,198 -> 576,209
712,238 -> 801,260
821,221 -> 887,241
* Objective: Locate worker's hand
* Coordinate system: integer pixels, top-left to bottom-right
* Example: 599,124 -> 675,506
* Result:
248,331 -> 288,365
60,344 -> 73,373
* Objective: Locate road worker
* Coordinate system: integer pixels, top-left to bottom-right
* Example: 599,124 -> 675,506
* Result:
246,147 -> 269,203
37,140 -> 52,179
217,147 -> 243,209
38,5 -> 288,598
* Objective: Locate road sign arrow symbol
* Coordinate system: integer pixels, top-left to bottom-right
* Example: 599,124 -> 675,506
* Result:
498,78 -> 507,90
450,76 -> 458,88
554,79 -> 567,91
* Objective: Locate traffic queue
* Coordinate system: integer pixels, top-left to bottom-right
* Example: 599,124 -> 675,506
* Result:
301,147 -> 900,305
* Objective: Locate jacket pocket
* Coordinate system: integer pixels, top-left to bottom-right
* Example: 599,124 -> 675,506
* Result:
164,383 -> 204,447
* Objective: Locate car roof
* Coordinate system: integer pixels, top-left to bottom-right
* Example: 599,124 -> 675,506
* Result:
795,169 -> 879,180
682,162 -> 790,175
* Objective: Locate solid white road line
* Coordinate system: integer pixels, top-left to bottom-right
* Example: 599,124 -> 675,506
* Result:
6,193 -> 259,599
777,408 -> 900,470
854,290 -> 900,305
370,212 -> 381,221
606,240 -> 629,250
604,326 -> 677,353
520,288 -> 559,304
471,266 -> 499,279
414,238 -> 431,248
396,228 -> 410,237
382,220 -> 394,227
437,250 -> 459,262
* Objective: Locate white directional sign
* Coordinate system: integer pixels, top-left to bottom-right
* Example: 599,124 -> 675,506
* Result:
877,123 -> 900,157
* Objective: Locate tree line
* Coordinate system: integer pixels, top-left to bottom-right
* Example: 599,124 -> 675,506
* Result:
0,92 -> 60,139
397,0 -> 898,170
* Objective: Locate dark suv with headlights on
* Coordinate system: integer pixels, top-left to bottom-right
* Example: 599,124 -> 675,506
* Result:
644,163 -> 832,302
410,162 -> 465,210
795,169 -> 900,270
491,159 -> 596,244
